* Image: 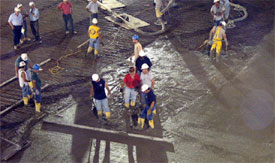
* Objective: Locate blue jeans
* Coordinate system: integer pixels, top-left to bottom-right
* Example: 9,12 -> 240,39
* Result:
30,20 -> 40,41
214,19 -> 223,26
124,87 -> 138,104
89,38 -> 99,50
95,98 -> 110,113
22,85 -> 32,97
34,87 -> 42,103
140,104 -> 156,120
13,25 -> 22,45
63,14 -> 74,32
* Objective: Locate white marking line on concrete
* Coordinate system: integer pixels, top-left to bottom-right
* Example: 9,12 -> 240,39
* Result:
43,120 -> 172,144
110,142 -> 128,163
99,140 -> 106,162
133,145 -> 137,163
88,139 -> 96,162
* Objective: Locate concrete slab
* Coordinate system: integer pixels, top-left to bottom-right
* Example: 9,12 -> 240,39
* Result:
88,0 -> 125,10
105,13 -> 150,30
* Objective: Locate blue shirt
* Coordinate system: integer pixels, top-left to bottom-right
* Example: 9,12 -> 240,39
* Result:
92,79 -> 107,100
146,89 -> 156,106
29,8 -> 39,21
15,56 -> 31,70
8,13 -> 23,26
135,56 -> 152,73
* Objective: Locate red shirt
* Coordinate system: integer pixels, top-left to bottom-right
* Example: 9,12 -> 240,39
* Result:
123,73 -> 141,89
58,2 -> 72,15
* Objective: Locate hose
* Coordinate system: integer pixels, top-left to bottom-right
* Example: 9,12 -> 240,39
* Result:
227,2 -> 248,29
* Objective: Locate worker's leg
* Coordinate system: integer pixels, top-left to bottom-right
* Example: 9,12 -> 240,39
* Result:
34,88 -> 42,112
138,105 -> 148,128
22,85 -> 29,106
130,89 -> 138,107
210,42 -> 217,60
215,41 -> 222,62
68,14 -> 75,32
87,39 -> 95,54
124,87 -> 130,108
147,105 -> 156,128
95,99 -> 103,117
94,38 -> 100,56
102,98 -> 110,120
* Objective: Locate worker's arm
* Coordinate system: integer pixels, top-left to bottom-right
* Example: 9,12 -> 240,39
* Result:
105,83 -> 112,97
147,101 -> 155,115
15,66 -> 19,77
151,79 -> 155,89
90,84 -> 94,98
32,80 -> 39,94
86,7 -> 92,14
223,33 -> 228,46
8,22 -> 14,30
98,30 -> 102,40
209,28 -> 214,40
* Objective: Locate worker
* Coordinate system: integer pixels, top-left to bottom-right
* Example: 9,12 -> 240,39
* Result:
15,53 -> 33,88
29,2 -> 42,43
120,66 -> 141,109
87,18 -> 101,56
17,4 -> 31,43
31,64 -> 43,112
154,0 -> 164,25
220,0 -> 231,22
137,84 -> 157,129
58,0 -> 77,34
18,61 -> 33,106
135,50 -> 152,75
90,74 -> 112,121
86,0 -> 99,25
209,21 -> 228,62
131,35 -> 143,65
210,0 -> 225,26
8,7 -> 23,50
140,64 -> 155,109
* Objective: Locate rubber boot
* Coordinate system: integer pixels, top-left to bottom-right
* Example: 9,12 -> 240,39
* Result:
98,111 -> 103,117
153,109 -> 156,114
149,120 -> 154,128
105,112 -> 111,120
87,47 -> 93,54
138,118 -> 145,129
130,101 -> 136,107
125,103 -> 130,109
35,102 -> 41,112
94,49 -> 99,56
23,97 -> 29,106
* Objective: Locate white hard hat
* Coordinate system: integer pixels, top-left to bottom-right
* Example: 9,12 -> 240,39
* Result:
139,50 -> 146,57
141,63 -> 149,70
63,0 -> 68,1
221,21 -> 227,26
92,74 -> 99,81
214,0 -> 219,3
21,53 -> 28,61
17,4 -> 23,8
29,1 -> 35,6
19,61 -> 26,67
141,84 -> 149,92
14,7 -> 20,12
92,18 -> 98,24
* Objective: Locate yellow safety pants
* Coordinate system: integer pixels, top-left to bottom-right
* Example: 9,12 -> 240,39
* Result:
210,40 -> 222,56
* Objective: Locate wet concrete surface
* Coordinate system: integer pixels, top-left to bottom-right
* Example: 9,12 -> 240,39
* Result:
0,0 -> 274,162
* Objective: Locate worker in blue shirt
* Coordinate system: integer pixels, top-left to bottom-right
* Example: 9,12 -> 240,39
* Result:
135,50 -> 152,75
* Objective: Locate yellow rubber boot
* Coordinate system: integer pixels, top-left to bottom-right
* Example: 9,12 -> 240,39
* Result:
28,82 -> 33,89
35,102 -> 41,112
149,120 -> 154,128
125,103 -> 130,109
94,49 -> 99,56
87,47 -> 93,54
153,109 -> 157,114
130,101 -> 136,107
105,112 -> 111,120
140,118 -> 145,128
155,8 -> 163,18
98,111 -> 103,117
23,97 -> 29,105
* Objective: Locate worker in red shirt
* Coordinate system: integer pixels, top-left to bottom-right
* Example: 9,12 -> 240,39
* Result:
58,0 -> 77,34
120,67 -> 141,109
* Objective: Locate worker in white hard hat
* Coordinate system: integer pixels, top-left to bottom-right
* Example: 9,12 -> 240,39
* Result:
87,18 -> 101,57
140,63 -> 155,109
29,2 -> 42,43
17,4 -> 31,43
31,64 -> 43,112
18,61 -> 33,106
90,74 -> 112,121
120,66 -> 141,109
211,0 -> 225,26
15,53 -> 33,88
135,50 -> 152,75
209,21 -> 228,62
8,7 -> 23,50
137,84 -> 156,129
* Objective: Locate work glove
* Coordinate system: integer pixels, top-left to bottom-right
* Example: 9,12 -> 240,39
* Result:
35,89 -> 39,95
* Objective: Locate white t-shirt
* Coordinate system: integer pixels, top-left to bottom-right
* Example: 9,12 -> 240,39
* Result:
211,4 -> 225,21
86,2 -> 99,13
140,72 -> 153,88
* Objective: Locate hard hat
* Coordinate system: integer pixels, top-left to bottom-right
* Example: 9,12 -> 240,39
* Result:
92,74 -> 99,81
141,63 -> 149,70
92,18 -> 98,24
14,7 -> 20,12
139,50 -> 146,57
221,21 -> 227,26
132,35 -> 139,40
21,53 -> 28,61
19,61 -> 26,67
141,84 -> 149,92
63,0 -> 68,2
17,4 -> 23,8
214,0 -> 219,3
29,1 -> 35,6
33,64 -> 43,71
